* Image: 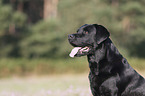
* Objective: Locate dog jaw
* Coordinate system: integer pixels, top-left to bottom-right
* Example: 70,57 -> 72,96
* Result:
69,47 -> 90,58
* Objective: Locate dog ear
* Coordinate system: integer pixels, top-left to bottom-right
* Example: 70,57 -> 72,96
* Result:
93,24 -> 110,44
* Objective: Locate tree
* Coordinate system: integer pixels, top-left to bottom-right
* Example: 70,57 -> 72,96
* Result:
43,0 -> 58,20
0,2 -> 27,57
20,20 -> 64,58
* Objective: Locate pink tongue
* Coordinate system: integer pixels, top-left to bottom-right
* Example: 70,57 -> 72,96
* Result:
69,47 -> 82,58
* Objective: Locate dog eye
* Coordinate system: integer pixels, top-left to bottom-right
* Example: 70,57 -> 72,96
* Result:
83,31 -> 88,34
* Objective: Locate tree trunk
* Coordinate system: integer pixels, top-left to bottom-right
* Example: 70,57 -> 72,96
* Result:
43,0 -> 58,20
17,1 -> 24,12
122,16 -> 130,32
111,0 -> 119,7
9,24 -> 16,35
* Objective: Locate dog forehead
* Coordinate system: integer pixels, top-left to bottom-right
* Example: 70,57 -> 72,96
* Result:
77,24 -> 93,32
80,24 -> 88,28
77,24 -> 88,32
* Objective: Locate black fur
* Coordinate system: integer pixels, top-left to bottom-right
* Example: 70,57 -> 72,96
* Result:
68,24 -> 145,96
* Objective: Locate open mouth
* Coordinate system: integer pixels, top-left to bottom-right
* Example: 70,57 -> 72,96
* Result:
69,46 -> 90,58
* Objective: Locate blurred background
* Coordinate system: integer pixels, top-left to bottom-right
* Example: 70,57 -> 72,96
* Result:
0,0 -> 145,96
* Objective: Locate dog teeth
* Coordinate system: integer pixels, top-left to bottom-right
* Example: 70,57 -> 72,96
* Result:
80,47 -> 89,52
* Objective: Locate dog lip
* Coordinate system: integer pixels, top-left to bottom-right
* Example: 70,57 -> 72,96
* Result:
69,42 -> 83,47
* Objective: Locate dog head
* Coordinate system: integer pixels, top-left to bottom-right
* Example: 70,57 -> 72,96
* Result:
68,24 -> 110,57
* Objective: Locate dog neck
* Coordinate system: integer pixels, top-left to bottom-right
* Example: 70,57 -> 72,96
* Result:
87,41 -> 106,75
87,38 -> 123,76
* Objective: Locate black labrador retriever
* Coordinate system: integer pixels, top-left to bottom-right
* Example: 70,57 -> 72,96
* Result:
68,24 -> 145,96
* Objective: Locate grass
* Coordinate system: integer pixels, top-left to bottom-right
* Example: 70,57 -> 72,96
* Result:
0,71 -> 145,96
0,57 -> 145,77
0,57 -> 144,96
0,74 -> 92,96
0,57 -> 89,77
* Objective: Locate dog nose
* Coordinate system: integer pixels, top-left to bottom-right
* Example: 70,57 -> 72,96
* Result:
68,34 -> 75,39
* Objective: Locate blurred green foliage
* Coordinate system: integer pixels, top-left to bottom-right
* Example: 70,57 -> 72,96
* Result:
0,2 -> 27,58
0,0 -> 145,76
20,20 -> 65,58
0,0 -> 145,58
